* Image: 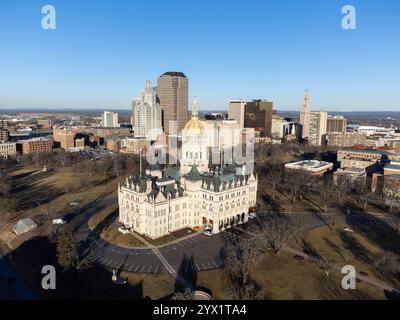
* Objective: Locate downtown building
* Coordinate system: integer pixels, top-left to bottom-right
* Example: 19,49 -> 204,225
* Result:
0,142 -> 17,158
299,90 -> 311,140
0,118 -> 10,142
157,71 -> 189,134
132,81 -> 162,140
118,99 -> 258,239
309,111 -> 328,146
228,99 -> 273,137
327,132 -> 367,148
101,111 -> 119,128
18,137 -> 53,154
327,115 -> 347,133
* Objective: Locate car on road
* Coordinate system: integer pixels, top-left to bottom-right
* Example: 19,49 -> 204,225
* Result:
249,212 -> 257,219
203,228 -> 212,236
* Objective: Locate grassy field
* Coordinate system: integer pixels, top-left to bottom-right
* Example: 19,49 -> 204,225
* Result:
1,164 -> 118,249
101,224 -> 144,247
88,204 -> 119,230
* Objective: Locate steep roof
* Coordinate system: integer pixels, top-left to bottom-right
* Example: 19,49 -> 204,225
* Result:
186,165 -> 202,181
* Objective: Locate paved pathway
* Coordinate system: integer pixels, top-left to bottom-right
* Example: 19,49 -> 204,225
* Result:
130,230 -> 197,290
130,232 -> 176,275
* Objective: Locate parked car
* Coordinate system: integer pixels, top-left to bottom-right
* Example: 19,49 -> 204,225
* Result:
249,212 -> 257,219
52,219 -> 67,225
203,228 -> 212,236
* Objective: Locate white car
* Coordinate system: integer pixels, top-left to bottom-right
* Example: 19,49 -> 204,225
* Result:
249,212 -> 257,219
203,229 -> 212,236
52,219 -> 67,225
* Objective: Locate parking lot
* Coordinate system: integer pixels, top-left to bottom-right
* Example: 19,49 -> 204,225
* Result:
84,231 -> 228,274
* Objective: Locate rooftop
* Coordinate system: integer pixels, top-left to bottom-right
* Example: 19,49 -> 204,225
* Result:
160,71 -> 187,78
285,160 -> 333,170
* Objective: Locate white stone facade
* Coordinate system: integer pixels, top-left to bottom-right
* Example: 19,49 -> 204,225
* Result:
118,166 -> 257,239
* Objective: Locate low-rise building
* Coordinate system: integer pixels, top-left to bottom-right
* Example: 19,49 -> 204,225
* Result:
19,138 -> 53,154
284,160 -> 333,176
327,132 -> 366,148
0,142 -> 17,158
333,167 -> 367,187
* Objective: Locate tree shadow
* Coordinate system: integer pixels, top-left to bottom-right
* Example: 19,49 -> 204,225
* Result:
314,274 -> 374,300
302,240 -> 322,262
344,213 -> 400,255
323,237 -> 343,259
174,254 -> 197,293
3,236 -> 145,299
339,231 -> 375,264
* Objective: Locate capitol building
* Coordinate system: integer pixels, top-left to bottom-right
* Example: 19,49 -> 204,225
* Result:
118,99 -> 258,239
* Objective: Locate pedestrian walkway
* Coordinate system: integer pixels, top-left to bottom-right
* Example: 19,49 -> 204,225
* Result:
130,231 -> 194,289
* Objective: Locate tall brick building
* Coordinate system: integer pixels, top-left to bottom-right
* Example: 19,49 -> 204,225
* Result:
157,72 -> 189,134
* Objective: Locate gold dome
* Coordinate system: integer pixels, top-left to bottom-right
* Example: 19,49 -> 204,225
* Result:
183,97 -> 205,135
184,118 -> 205,135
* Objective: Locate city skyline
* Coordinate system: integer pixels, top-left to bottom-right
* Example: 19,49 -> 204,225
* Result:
1,0 -> 400,111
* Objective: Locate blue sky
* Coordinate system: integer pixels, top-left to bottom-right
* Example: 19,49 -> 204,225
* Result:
0,0 -> 399,111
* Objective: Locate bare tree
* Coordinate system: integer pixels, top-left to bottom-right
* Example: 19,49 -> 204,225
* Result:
319,177 -> 335,213
284,171 -> 307,203
263,164 -> 283,201
303,240 -> 337,276
384,182 -> 400,213
0,172 -> 11,196
316,213 -> 337,231
43,206 -> 57,235
291,215 -> 306,244
374,251 -> 399,277
334,175 -> 351,206
225,236 -> 264,300
315,256 -> 337,276
259,216 -> 294,255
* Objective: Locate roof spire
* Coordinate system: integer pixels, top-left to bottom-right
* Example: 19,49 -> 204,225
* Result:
192,97 -> 198,119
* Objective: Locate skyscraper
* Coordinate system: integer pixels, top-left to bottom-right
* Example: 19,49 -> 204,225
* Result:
0,118 -> 9,142
132,80 -> 162,139
157,72 -> 189,134
228,100 -> 246,129
309,111 -> 328,146
300,89 -> 310,140
101,111 -> 119,128
327,115 -> 347,133
243,100 -> 273,137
